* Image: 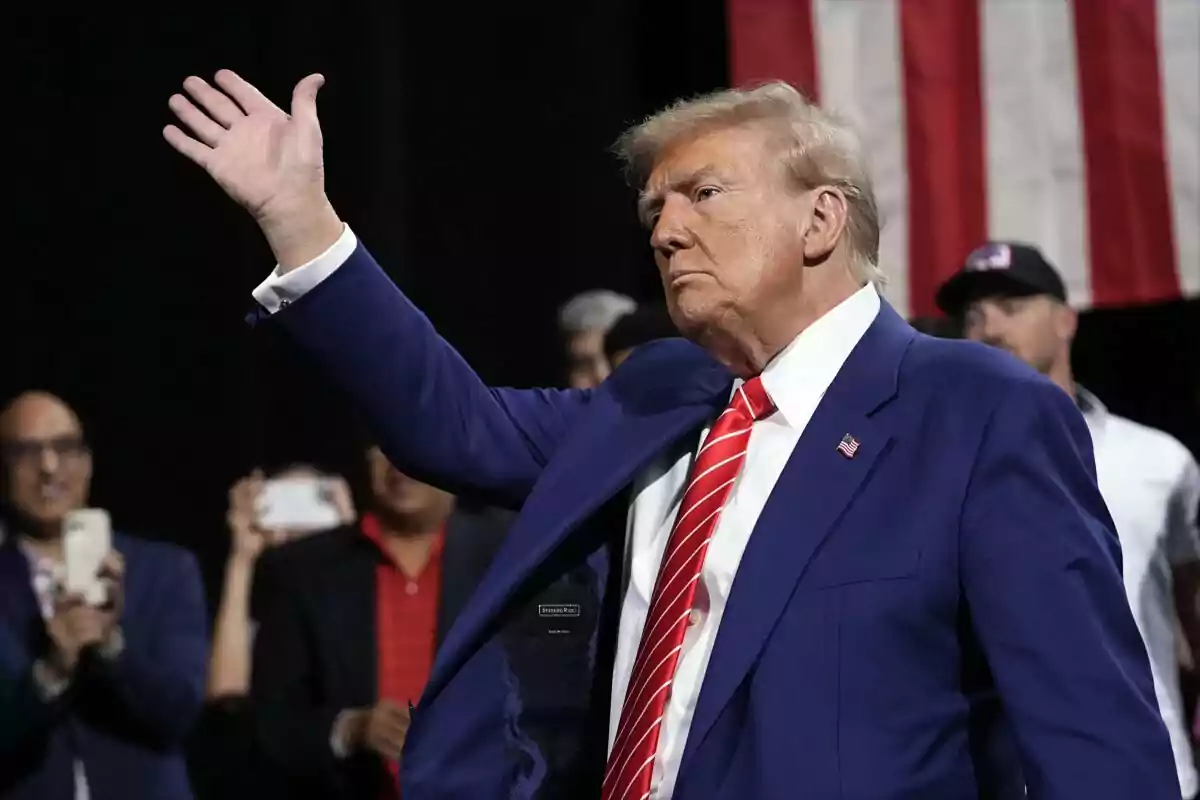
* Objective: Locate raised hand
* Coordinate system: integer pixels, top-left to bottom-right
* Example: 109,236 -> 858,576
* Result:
226,471 -> 286,562
163,70 -> 343,269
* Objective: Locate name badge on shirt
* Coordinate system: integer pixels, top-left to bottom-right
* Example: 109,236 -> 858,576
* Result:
538,603 -> 582,620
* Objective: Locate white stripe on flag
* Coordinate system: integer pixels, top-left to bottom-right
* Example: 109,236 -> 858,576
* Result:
981,0 -> 1092,306
1158,0 -> 1200,298
814,0 -> 910,317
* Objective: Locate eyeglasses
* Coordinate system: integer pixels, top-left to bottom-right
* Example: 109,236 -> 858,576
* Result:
0,436 -> 90,465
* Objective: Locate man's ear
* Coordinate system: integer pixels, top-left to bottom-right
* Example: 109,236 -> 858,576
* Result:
802,186 -> 850,265
1054,302 -> 1078,341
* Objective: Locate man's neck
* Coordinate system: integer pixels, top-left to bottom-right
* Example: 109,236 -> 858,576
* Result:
373,512 -> 445,577
1047,360 -> 1077,403
374,512 -> 444,542
707,270 -> 863,376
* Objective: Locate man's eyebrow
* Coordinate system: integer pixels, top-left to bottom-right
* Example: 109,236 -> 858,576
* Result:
637,165 -> 726,227
637,190 -> 663,228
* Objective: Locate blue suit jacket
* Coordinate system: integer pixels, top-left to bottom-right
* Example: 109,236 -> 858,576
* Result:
260,244 -> 1178,799
0,530 -> 207,800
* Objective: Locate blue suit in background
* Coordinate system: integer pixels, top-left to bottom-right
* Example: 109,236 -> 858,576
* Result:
0,531 -> 207,800
260,244 -> 1178,799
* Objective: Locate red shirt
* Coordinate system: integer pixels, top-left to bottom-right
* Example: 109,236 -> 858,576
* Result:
360,513 -> 444,796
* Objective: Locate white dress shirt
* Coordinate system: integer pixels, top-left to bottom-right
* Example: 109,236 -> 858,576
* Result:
253,225 -> 881,798
1081,389 -> 1200,799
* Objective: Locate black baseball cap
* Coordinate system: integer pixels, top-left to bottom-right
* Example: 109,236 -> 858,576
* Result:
935,242 -> 1068,317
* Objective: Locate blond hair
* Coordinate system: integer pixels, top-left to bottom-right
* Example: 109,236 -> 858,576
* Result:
615,81 -> 884,286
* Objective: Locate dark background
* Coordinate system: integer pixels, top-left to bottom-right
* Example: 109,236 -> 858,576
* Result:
5,8 -> 1196,604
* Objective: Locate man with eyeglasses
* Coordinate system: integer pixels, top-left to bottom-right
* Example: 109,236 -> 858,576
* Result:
0,391 -> 207,800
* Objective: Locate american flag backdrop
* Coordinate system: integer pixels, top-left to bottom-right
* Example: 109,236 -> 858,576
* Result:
727,0 -> 1199,319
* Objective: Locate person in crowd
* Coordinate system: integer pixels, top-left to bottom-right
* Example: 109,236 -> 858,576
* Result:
188,463 -> 354,800
0,391 -> 207,800
247,445 -> 510,799
166,72 -> 1176,798
602,305 -> 679,370
558,289 -> 637,388
908,314 -> 959,338
937,240 -> 1200,799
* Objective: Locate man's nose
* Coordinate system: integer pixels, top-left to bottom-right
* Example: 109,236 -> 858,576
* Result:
650,196 -> 695,257
38,446 -> 60,474
977,309 -> 1007,346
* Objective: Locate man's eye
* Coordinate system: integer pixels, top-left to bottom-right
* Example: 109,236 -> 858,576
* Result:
695,186 -> 720,202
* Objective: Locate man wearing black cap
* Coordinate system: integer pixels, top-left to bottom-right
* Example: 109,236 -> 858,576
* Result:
939,241 -> 1200,798
935,241 -> 1073,389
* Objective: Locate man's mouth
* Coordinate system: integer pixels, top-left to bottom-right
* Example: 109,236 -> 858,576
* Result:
37,482 -> 68,503
669,271 -> 706,286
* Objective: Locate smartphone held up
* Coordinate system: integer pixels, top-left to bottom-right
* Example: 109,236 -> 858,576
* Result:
62,507 -> 112,606
256,475 -> 343,533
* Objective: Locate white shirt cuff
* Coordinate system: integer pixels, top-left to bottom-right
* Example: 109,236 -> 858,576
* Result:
251,224 -> 359,314
330,709 -> 354,759
99,626 -> 124,661
32,659 -> 70,700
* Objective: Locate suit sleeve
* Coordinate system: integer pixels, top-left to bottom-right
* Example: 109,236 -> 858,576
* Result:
261,239 -> 591,510
959,378 -> 1179,799
0,626 -> 60,771
248,552 -> 361,795
88,546 -> 207,747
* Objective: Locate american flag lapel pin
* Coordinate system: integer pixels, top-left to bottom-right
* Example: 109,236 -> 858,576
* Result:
836,433 -> 860,459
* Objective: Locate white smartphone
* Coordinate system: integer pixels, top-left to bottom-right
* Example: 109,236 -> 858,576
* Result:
256,476 -> 341,532
63,508 -> 112,606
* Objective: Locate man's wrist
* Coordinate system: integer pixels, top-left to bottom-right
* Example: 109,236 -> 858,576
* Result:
225,549 -> 259,577
45,644 -> 78,677
99,625 -> 124,661
259,200 -> 344,273
32,656 -> 73,700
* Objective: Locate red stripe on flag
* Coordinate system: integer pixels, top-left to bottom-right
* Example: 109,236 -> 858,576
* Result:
1071,0 -> 1179,306
727,0 -> 819,101
900,0 -> 988,318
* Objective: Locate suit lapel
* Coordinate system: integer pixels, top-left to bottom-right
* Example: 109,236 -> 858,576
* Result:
436,511 -> 505,648
0,537 -> 44,661
681,302 -> 916,769
0,539 -> 35,620
422,352 -> 732,705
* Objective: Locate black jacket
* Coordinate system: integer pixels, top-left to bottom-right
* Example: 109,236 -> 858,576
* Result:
190,507 -> 509,800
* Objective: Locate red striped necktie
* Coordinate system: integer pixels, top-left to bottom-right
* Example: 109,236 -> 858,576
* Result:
602,376 -> 776,800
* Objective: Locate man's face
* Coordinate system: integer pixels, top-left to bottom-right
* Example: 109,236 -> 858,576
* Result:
366,447 -> 454,528
641,124 -> 811,343
565,329 -> 610,390
0,395 -> 92,532
961,293 -> 1075,375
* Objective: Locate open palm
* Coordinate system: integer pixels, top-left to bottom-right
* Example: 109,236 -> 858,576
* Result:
163,70 -> 326,224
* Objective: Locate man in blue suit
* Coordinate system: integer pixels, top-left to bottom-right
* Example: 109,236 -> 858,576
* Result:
164,72 -> 1178,797
0,391 -> 207,799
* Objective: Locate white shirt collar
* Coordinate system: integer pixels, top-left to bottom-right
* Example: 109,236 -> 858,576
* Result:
755,283 -> 881,428
1077,385 -> 1108,434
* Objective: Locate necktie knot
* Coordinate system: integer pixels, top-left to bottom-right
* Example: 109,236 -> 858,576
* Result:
733,375 -> 775,421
